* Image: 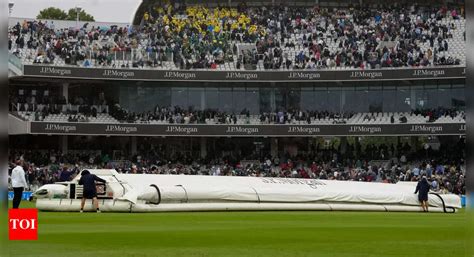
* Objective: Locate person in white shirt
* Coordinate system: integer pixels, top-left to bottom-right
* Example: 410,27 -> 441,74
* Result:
11,160 -> 28,209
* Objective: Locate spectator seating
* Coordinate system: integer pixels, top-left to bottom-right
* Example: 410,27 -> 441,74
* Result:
14,109 -> 465,125
8,4 -> 466,71
17,111 -> 119,123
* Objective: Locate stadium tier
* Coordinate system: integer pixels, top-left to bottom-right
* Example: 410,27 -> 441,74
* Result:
8,3 -> 465,72
9,78 -> 466,136
13,107 -> 466,125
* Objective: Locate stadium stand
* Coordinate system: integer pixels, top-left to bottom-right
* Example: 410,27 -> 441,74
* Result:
8,3 -> 465,70
10,102 -> 465,125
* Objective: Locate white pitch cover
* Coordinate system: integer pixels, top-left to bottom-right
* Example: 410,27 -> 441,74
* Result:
34,169 -> 462,213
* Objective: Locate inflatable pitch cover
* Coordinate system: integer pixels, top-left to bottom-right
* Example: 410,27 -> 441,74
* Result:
33,169 -> 461,213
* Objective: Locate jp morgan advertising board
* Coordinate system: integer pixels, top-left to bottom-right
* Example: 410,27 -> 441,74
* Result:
30,122 -> 466,136
23,65 -> 465,82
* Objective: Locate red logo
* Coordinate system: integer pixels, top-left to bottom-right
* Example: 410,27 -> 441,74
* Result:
9,209 -> 38,240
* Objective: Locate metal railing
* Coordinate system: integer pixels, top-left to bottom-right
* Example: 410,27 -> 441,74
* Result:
8,53 -> 24,73
13,103 -> 110,117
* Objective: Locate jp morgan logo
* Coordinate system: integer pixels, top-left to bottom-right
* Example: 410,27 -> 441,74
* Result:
164,71 -> 196,80
225,72 -> 258,80
410,125 -> 443,133
226,126 -> 259,134
349,126 -> 382,134
165,126 -> 198,134
45,124 -> 76,132
350,71 -> 382,79
288,72 -> 321,80
102,69 -> 135,79
39,67 -> 71,76
288,126 -> 321,134
105,125 -> 138,133
412,69 -> 445,77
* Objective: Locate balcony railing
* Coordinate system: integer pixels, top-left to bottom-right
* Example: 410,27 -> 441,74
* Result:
8,53 -> 24,75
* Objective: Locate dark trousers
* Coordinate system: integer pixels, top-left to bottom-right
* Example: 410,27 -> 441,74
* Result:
13,187 -> 24,209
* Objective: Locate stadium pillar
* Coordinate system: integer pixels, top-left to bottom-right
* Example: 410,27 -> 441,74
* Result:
340,137 -> 347,155
200,90 -> 205,110
200,137 -> 207,158
410,87 -> 416,109
271,138 -> 278,158
355,137 -> 361,159
341,90 -> 346,113
62,83 -> 69,104
60,135 -> 68,154
270,83 -> 276,112
131,136 -> 137,156
396,137 -> 401,156
410,136 -> 419,152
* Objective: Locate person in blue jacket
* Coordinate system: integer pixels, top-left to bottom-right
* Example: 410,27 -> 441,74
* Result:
415,176 -> 431,212
78,170 -> 106,213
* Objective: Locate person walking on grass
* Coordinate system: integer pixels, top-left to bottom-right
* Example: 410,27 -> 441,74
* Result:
11,160 -> 28,209
415,176 -> 431,212
78,170 -> 106,213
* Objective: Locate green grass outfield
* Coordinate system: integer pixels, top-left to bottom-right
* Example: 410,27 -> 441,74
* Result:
6,201 -> 466,257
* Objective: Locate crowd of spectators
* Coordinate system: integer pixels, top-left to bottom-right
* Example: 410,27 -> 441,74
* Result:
9,87 -> 466,124
109,104 -> 357,124
11,90 -> 464,125
10,89 -> 110,122
15,97 -> 463,125
411,107 -> 463,122
8,139 -> 466,196
8,2 -> 465,70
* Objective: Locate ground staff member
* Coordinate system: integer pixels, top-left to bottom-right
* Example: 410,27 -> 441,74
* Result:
11,160 -> 28,209
79,170 -> 106,213
415,176 -> 431,212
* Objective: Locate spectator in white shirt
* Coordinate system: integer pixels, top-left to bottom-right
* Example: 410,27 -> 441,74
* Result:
11,160 -> 28,209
